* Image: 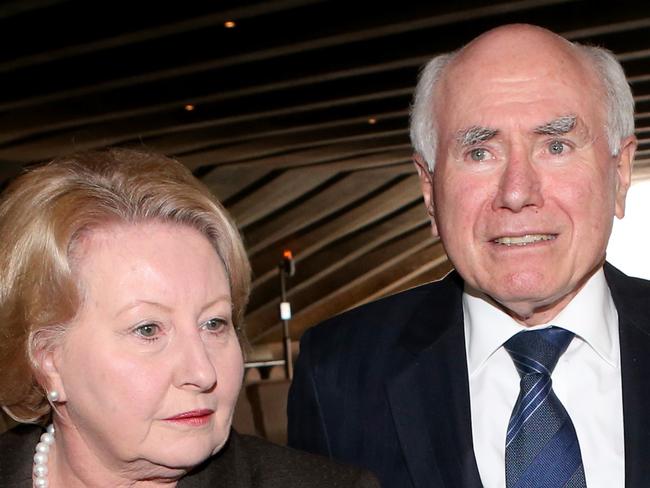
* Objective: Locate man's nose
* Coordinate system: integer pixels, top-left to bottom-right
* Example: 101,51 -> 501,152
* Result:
173,330 -> 218,392
492,149 -> 543,212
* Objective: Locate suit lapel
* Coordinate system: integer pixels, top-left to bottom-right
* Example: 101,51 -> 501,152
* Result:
605,263 -> 650,488
386,272 -> 482,488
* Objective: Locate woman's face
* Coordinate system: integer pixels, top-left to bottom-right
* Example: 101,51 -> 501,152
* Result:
48,222 -> 243,474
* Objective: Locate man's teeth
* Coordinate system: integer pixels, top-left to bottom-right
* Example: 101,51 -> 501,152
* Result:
493,234 -> 556,246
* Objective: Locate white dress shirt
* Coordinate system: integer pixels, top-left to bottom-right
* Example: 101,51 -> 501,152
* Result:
464,268 -> 624,488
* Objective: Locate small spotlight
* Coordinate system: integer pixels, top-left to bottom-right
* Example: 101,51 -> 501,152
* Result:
368,118 -> 377,125
224,20 -> 236,28
184,104 -> 195,112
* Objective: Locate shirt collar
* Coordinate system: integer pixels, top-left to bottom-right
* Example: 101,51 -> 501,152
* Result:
463,267 -> 619,376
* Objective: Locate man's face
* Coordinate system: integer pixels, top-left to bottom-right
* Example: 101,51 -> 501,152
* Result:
418,28 -> 635,324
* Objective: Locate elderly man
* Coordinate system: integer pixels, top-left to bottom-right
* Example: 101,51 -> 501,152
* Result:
287,24 -> 649,488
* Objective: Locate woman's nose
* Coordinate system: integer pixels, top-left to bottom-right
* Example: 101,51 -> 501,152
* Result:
172,331 -> 218,392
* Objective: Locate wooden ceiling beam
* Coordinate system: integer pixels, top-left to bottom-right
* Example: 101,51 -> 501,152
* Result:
190,140 -> 412,173
0,0 -> 578,111
0,87 -> 412,155
186,129 -> 408,171
244,165 -> 410,253
229,166 -> 336,227
155,111 -> 409,156
0,0 -> 326,74
245,225 -> 435,339
632,158 -> 650,180
0,64 -> 417,144
201,149 -> 411,205
358,255 -> 452,308
562,18 -> 650,40
4,71 -> 648,161
247,203 -> 428,312
250,239 -> 447,344
200,165 -> 271,203
0,0 -> 67,19
249,175 -> 421,288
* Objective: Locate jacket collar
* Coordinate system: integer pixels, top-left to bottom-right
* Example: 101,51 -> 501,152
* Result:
386,271 -> 482,488
604,263 -> 650,488
386,263 -> 650,488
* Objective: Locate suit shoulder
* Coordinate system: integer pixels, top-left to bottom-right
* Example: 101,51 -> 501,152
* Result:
237,434 -> 379,487
605,262 -> 650,290
605,262 -> 650,331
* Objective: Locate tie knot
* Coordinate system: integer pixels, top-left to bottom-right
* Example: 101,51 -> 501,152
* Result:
504,326 -> 574,378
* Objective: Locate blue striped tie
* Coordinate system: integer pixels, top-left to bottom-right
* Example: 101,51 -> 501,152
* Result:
504,327 -> 586,488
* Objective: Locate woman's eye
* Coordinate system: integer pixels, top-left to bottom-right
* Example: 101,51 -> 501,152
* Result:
134,323 -> 160,339
202,318 -> 227,333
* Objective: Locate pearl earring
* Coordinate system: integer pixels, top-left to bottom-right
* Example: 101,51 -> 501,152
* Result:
47,390 -> 60,402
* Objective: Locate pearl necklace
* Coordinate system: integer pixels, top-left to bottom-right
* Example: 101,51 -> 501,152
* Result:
33,424 -> 55,487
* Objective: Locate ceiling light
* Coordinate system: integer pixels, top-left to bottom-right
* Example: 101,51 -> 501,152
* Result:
224,21 -> 236,28
184,104 -> 195,111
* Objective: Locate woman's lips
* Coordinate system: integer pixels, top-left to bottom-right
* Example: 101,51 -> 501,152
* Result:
163,409 -> 214,426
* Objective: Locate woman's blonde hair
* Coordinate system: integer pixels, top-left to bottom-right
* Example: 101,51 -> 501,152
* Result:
0,148 -> 251,423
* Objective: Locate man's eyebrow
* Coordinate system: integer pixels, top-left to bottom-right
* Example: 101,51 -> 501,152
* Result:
456,126 -> 498,146
533,115 -> 577,136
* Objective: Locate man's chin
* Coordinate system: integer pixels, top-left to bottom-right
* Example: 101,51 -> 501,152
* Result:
489,290 -> 577,326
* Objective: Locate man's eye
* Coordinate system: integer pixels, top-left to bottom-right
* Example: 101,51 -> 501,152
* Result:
135,323 -> 159,338
548,140 -> 566,155
469,148 -> 489,161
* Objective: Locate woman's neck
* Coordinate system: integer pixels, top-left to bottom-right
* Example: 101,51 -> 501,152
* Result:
47,422 -> 183,488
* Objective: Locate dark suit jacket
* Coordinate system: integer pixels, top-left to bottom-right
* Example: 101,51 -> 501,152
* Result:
288,263 -> 650,488
0,425 -> 379,487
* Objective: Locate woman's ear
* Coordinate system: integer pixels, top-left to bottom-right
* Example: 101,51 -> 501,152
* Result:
30,330 -> 67,403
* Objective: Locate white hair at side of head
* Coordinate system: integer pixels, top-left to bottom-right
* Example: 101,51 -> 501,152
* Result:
576,44 -> 636,156
409,42 -> 635,171
409,51 -> 458,172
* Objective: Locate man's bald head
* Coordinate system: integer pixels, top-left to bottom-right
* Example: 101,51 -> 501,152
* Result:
410,24 -> 635,171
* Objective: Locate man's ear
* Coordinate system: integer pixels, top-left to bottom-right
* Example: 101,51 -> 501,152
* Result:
413,153 -> 439,237
614,135 -> 636,219
30,331 -> 67,403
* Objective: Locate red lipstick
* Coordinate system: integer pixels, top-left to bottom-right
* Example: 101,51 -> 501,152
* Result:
164,409 -> 214,426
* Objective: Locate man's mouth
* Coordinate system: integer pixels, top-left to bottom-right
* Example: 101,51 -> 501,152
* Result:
493,234 -> 557,246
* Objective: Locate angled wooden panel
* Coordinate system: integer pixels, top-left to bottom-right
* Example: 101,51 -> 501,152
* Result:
245,225 -> 434,340
229,166 -> 336,227
154,110 -> 409,156
380,259 -> 455,299
249,174 -> 421,287
244,165 -> 410,254
188,139 -> 411,173
189,128 -> 407,168
250,239 -> 447,344
0,0 -> 324,73
202,148 -> 412,186
0,0 -> 577,111
199,164 -> 271,203
247,202 -> 428,312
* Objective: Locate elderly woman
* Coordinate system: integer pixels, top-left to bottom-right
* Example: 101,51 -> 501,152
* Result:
0,149 -> 377,487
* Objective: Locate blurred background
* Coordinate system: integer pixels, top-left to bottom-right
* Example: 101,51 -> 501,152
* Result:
0,0 -> 649,442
